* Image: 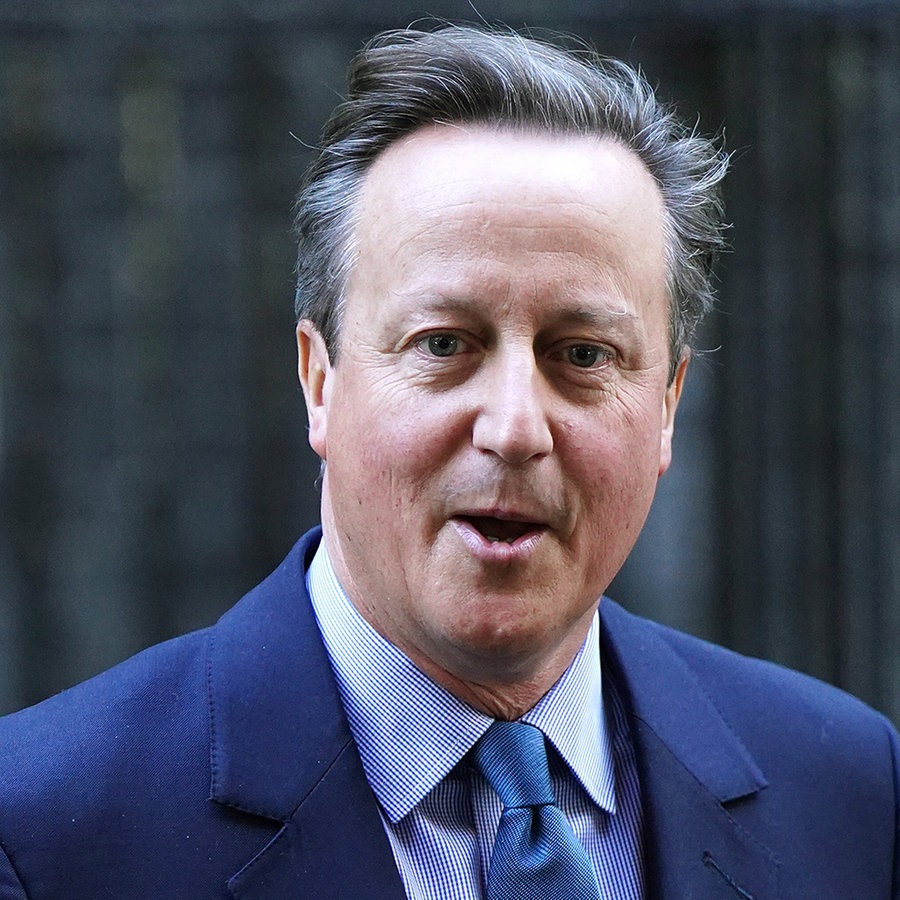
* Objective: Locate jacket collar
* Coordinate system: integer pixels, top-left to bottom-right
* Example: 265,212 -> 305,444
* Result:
207,528 -> 406,899
599,598 -> 780,898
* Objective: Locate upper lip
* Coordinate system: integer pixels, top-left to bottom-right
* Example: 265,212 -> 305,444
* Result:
454,507 -> 546,523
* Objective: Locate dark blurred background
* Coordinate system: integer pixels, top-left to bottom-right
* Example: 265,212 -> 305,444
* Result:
1,0 -> 898,723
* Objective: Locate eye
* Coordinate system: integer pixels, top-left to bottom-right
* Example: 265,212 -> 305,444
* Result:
424,334 -> 460,357
566,344 -> 610,368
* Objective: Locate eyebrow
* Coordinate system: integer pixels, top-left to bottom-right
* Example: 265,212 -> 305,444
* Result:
551,303 -> 641,329
393,292 -> 641,329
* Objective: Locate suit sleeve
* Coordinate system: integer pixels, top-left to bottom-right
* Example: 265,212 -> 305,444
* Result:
0,842 -> 26,899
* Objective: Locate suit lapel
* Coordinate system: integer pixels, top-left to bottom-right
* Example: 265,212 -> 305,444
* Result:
634,720 -> 779,898
600,600 -> 781,898
207,530 -> 406,899
226,742 -> 406,899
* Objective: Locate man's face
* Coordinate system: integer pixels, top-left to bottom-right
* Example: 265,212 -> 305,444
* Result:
299,125 -> 685,693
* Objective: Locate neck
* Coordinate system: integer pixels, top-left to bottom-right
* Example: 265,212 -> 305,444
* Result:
415,662 -> 557,720
387,628 -> 589,721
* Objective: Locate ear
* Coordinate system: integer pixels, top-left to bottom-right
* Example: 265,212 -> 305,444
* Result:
297,319 -> 332,461
658,352 -> 689,477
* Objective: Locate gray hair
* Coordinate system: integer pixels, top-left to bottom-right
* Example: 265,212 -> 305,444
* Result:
293,25 -> 728,381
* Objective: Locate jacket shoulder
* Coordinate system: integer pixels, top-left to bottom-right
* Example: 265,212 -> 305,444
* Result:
603,597 -> 892,736
0,627 -> 221,838
645,610 -> 892,737
0,626 -> 210,774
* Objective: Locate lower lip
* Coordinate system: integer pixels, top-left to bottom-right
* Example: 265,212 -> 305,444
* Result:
450,519 -> 546,563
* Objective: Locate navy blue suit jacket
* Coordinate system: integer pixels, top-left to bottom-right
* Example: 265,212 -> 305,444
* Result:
1,528 -> 898,898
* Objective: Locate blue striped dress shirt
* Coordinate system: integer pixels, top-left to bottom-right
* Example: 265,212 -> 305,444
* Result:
307,541 -> 644,899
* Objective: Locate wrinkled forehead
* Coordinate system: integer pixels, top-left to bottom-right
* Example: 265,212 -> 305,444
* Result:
355,127 -> 666,280
345,123 -> 673,317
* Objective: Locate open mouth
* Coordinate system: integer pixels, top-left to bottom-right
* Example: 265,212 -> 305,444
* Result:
458,515 -> 543,544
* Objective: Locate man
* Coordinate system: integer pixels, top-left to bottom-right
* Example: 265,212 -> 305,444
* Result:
1,25 -> 897,900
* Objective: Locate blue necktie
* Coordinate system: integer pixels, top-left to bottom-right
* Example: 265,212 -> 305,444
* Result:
473,721 -> 601,900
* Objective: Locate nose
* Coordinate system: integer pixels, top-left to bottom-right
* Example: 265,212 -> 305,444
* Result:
472,354 -> 554,464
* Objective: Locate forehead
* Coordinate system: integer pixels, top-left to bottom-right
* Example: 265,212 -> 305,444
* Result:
359,124 -> 662,225
345,124 -> 669,333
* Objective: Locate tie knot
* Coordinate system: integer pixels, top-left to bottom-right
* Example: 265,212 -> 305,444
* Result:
474,721 -> 555,809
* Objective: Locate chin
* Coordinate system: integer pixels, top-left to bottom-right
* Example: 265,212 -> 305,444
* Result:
443,619 -> 553,669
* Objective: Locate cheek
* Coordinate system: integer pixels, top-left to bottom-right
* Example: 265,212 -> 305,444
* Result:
328,400 -> 454,526
563,410 -> 663,522
359,391 -> 471,474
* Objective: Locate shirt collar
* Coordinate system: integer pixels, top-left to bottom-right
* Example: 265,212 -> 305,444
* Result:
307,539 -> 616,822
